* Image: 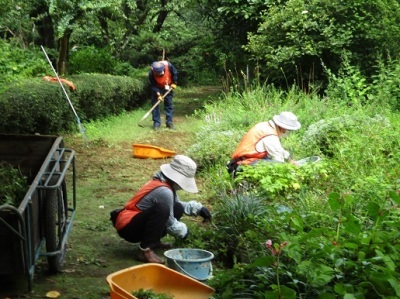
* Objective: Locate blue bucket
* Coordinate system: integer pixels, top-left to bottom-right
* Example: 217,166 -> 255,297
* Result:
164,248 -> 214,281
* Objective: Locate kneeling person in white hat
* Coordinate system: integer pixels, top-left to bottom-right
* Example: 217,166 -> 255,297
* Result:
227,111 -> 301,176
113,155 -> 211,264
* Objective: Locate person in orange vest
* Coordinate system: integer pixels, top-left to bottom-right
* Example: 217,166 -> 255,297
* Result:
227,111 -> 301,176
113,155 -> 211,264
149,60 -> 179,130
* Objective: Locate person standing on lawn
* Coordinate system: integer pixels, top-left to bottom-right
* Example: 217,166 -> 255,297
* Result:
227,111 -> 301,176
113,155 -> 212,264
149,60 -> 179,130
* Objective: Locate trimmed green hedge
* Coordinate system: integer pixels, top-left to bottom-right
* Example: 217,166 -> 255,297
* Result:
0,73 -> 148,134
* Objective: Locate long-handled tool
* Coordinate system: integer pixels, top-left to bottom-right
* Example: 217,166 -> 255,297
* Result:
40,45 -> 88,142
138,88 -> 173,127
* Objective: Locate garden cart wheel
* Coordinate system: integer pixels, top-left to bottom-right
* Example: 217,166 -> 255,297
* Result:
44,178 -> 68,273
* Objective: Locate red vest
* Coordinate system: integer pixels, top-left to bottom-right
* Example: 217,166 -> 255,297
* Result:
153,61 -> 172,89
232,122 -> 278,165
115,179 -> 171,231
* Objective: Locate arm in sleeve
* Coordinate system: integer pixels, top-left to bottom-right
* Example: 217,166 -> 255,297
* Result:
258,135 -> 290,163
161,190 -> 188,239
179,200 -> 203,216
167,220 -> 188,238
167,200 -> 202,238
169,62 -> 179,84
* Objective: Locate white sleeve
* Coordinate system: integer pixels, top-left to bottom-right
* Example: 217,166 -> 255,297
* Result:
256,135 -> 290,163
179,200 -> 203,216
166,200 -> 202,238
167,220 -> 188,238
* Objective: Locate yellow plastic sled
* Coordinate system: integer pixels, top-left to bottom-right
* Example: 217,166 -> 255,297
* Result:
106,263 -> 215,299
132,144 -> 176,159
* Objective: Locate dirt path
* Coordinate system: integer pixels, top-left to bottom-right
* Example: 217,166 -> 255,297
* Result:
0,86 -> 222,299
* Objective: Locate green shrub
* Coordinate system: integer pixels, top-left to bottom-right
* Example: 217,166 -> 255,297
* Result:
186,127 -> 240,170
69,46 -> 116,74
0,79 -> 75,134
0,41 -> 47,93
371,56 -> 400,111
69,73 -> 147,120
192,84 -> 400,297
301,113 -> 390,158
209,192 -> 400,298
0,74 -> 148,134
236,160 -> 330,200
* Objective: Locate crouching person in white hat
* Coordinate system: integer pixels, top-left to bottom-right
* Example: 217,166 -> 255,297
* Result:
113,155 -> 211,264
227,111 -> 301,176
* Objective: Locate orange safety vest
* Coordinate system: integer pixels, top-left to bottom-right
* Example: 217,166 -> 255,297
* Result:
232,122 -> 278,165
153,61 -> 172,89
114,179 -> 172,231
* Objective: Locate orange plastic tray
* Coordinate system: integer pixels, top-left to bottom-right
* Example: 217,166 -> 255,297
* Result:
106,263 -> 215,299
132,144 -> 176,159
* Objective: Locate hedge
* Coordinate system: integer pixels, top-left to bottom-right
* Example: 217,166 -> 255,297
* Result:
0,73 -> 148,134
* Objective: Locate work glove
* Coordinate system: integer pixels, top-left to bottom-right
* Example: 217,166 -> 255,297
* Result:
157,94 -> 163,101
171,83 -> 177,89
199,207 -> 212,223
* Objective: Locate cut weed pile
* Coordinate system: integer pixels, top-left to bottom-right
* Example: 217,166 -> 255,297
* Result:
0,86 -> 222,299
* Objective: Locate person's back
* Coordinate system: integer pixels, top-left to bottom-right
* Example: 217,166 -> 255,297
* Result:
232,121 -> 278,165
227,112 -> 301,176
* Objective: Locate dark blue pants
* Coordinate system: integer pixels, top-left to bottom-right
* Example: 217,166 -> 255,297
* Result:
151,90 -> 174,127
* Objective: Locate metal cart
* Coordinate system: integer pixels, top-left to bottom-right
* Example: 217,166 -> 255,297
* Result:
0,134 -> 76,291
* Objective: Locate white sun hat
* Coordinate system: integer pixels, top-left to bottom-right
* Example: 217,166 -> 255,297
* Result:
273,111 -> 301,130
160,155 -> 198,193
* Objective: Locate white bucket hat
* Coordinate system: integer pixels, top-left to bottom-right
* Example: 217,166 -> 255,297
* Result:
160,155 -> 198,193
273,111 -> 301,130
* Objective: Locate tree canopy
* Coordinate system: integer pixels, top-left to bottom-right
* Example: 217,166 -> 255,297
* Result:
2,0 -> 400,91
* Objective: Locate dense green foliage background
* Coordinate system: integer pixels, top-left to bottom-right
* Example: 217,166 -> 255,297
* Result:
2,0 -> 400,94
183,80 -> 400,298
1,0 -> 400,298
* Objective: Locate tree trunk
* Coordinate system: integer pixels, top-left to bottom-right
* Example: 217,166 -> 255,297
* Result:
30,1 -> 55,48
152,0 -> 169,33
57,32 -> 70,75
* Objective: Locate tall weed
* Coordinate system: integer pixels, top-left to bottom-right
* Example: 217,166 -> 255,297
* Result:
193,78 -> 400,297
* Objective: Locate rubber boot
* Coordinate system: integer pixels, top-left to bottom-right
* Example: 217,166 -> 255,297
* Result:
137,246 -> 164,264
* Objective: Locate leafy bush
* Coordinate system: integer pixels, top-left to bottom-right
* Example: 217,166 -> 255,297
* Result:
245,0 -> 400,90
0,74 -> 148,134
190,82 -> 400,297
323,55 -> 371,107
187,128 -> 240,170
209,192 -> 400,298
0,79 -> 75,134
301,113 -> 390,158
236,160 -> 330,200
69,46 -> 116,74
69,73 -> 147,121
0,41 -> 47,92
371,56 -> 400,111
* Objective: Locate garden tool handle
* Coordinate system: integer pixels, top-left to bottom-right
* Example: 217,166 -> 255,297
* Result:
139,88 -> 173,122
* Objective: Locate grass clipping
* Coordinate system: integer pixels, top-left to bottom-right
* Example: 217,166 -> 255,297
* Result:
131,288 -> 173,299
0,162 -> 28,207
